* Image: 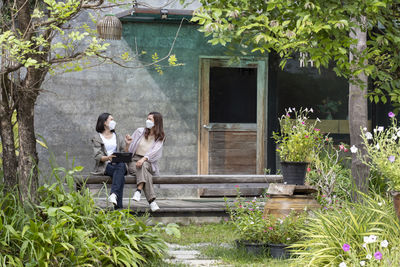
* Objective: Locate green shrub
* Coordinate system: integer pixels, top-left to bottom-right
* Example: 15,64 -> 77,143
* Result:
291,193 -> 400,266
0,165 -> 177,266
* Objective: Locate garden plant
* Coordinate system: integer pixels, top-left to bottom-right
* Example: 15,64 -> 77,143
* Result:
0,165 -> 179,266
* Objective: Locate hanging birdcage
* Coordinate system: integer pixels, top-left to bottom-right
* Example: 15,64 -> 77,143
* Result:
97,14 -> 122,40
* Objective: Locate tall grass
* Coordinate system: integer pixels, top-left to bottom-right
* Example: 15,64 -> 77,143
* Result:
291,193 -> 400,266
0,165 -> 175,266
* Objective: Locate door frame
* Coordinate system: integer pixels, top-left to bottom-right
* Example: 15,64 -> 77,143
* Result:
198,56 -> 268,174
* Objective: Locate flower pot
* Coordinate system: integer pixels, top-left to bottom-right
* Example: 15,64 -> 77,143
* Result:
392,191 -> 400,222
269,243 -> 290,259
235,240 -> 268,255
280,161 -> 308,185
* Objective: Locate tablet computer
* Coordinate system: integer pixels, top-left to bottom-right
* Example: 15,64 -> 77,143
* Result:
111,152 -> 133,163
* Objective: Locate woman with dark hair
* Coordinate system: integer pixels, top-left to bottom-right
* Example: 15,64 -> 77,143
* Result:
92,113 -> 128,209
125,111 -> 165,212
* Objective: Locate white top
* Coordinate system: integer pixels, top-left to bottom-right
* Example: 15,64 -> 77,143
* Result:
136,135 -> 155,156
99,133 -> 117,156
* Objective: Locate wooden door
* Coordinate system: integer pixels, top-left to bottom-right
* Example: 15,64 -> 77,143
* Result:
198,58 -> 267,174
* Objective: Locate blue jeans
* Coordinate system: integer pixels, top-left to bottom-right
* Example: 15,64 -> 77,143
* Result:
105,162 -> 126,209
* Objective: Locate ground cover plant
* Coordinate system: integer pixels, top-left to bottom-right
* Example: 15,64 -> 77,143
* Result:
0,165 -> 177,266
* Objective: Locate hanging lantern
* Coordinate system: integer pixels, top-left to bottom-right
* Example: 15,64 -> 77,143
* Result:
97,14 -> 122,40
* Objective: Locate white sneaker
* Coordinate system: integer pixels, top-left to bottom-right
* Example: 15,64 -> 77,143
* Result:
149,201 -> 160,212
108,193 -> 117,206
132,190 -> 141,201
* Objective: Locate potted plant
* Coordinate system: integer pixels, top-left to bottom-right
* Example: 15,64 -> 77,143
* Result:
226,190 -> 269,255
273,107 -> 325,185
359,112 -> 400,222
264,211 -> 306,259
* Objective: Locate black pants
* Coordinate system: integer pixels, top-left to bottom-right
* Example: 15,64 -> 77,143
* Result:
105,162 -> 126,209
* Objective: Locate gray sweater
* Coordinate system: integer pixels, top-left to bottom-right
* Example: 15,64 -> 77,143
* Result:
91,132 -> 126,174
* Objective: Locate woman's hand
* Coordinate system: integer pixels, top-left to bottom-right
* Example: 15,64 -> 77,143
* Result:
136,157 -> 147,168
102,155 -> 115,162
125,134 -> 133,145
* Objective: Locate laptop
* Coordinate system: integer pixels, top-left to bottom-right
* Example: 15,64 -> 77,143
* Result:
111,152 -> 133,163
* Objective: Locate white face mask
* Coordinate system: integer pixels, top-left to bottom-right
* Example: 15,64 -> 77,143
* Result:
108,120 -> 116,131
146,119 -> 154,129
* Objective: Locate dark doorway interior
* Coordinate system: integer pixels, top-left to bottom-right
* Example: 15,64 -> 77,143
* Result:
209,67 -> 257,123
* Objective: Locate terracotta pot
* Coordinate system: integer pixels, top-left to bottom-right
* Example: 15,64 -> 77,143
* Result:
392,191 -> 400,222
263,195 -> 321,218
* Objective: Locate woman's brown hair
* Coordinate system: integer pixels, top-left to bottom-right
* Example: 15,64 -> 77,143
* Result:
145,111 -> 165,141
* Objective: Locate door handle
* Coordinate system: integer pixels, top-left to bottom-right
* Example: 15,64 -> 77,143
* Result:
203,124 -> 212,130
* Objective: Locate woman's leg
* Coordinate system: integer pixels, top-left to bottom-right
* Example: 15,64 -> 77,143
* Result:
105,162 -> 126,209
136,161 -> 156,202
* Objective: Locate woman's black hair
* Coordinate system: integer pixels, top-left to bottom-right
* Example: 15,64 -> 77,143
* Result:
96,113 -> 111,133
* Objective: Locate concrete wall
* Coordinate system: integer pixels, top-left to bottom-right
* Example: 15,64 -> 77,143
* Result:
36,12 -> 231,175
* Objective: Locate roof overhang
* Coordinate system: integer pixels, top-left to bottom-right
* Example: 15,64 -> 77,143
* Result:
117,8 -> 194,23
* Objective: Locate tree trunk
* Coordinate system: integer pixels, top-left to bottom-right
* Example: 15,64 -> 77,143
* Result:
17,95 -> 38,203
349,16 -> 369,199
0,107 -> 18,189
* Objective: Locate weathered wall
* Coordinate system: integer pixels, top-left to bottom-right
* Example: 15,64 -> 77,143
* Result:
36,18 -> 229,175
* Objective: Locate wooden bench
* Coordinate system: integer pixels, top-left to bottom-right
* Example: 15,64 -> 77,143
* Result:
76,174 -> 284,197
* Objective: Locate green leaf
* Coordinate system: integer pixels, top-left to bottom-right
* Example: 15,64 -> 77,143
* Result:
47,207 -> 58,217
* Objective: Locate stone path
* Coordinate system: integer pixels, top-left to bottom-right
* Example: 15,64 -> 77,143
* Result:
165,243 -> 233,267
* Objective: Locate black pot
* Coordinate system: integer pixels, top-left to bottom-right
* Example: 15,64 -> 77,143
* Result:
269,243 -> 290,259
280,161 -> 308,185
235,240 -> 268,255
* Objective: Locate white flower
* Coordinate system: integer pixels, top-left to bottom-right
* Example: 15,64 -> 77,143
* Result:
316,118 -> 321,122
310,108 -> 314,113
368,235 -> 377,243
288,108 -> 292,113
363,236 -> 369,243
363,127 -> 367,131
278,219 -> 283,224
360,261 -> 366,266
378,126 -> 384,132
378,202 -> 383,206
250,221 -> 254,224
397,131 -> 400,137
393,135 -> 398,140
350,145 -> 358,153
376,143 -> 380,150
381,240 -> 389,248
362,243 -> 367,248
284,182 -> 287,185
287,237 -> 291,240
366,254 -> 372,260
339,262 -> 347,267
305,108 -> 308,112
365,132 -> 373,140
374,129 -> 377,133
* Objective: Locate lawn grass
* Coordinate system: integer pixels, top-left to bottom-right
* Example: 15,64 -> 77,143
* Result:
160,222 -> 292,266
200,245 -> 292,267
160,221 -> 237,245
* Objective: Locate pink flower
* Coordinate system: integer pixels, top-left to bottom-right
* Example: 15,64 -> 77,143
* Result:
344,148 -> 349,152
307,167 -> 311,172
305,135 -> 309,138
339,144 -> 345,151
342,243 -> 350,252
314,128 -> 320,132
235,185 -> 239,188
268,227 -> 273,230
374,251 -> 382,260
388,112 -> 395,118
286,113 -> 290,117
301,121 -> 305,125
